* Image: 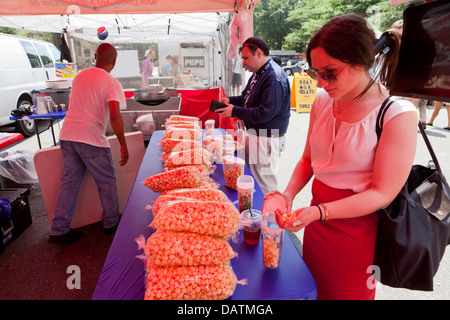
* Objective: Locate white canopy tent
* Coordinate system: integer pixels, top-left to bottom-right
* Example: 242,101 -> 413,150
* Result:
0,0 -> 257,92
0,13 -> 231,44
0,0 -> 258,43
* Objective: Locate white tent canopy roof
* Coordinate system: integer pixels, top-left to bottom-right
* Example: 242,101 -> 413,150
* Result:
0,13 -> 231,43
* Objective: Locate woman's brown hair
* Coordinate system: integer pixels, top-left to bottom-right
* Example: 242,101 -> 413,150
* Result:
306,13 -> 402,99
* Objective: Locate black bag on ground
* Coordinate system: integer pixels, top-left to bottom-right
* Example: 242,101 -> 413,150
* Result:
373,97 -> 450,291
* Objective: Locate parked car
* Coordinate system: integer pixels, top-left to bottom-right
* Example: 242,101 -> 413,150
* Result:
282,61 -> 306,76
281,57 -> 299,67
0,33 -> 62,136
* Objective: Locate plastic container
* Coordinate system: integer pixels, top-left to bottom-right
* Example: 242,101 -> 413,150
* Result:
261,193 -> 287,269
36,95 -> 49,114
223,139 -> 235,158
261,212 -> 284,268
237,175 -> 254,213
241,209 -> 261,245
205,119 -> 215,136
222,155 -> 245,190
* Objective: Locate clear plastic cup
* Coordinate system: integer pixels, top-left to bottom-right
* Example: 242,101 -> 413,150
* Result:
262,212 -> 284,269
205,119 -> 215,136
237,175 -> 254,213
241,209 -> 261,245
222,155 -> 245,190
223,139 -> 235,158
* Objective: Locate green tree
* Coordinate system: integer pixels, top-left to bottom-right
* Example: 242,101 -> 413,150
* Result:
0,27 -> 17,35
253,0 -> 421,52
253,0 -> 298,50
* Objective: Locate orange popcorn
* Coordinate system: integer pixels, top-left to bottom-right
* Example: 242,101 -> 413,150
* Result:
143,166 -> 204,192
145,263 -> 237,300
166,123 -> 201,131
164,148 -> 211,167
151,199 -> 241,237
144,230 -> 237,266
280,211 -> 297,224
162,164 -> 213,176
223,156 -> 244,190
151,188 -> 230,216
160,138 -> 202,154
169,115 -> 200,123
162,188 -> 229,202
224,166 -> 244,190
263,236 -> 282,269
163,128 -> 201,141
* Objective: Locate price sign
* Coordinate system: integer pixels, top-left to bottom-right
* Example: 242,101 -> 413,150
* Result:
290,72 -> 317,113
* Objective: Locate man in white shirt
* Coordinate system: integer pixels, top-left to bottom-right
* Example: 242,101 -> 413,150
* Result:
49,43 -> 129,243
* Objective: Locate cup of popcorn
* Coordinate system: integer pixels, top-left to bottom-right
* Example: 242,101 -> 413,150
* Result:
205,119 -> 215,136
222,155 -> 245,190
261,212 -> 284,269
237,175 -> 254,213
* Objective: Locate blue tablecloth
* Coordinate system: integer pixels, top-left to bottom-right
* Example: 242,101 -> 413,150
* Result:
10,111 -> 66,121
92,130 -> 317,300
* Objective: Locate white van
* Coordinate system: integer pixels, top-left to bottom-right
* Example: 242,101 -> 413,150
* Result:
0,33 -> 62,136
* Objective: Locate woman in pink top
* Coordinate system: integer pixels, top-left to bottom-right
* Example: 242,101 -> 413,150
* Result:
265,14 -> 418,299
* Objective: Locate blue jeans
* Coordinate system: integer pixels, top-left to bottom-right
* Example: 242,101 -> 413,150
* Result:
50,140 -> 119,235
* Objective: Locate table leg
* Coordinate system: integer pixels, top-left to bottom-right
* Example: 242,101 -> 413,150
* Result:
50,119 -> 57,146
35,120 -> 42,149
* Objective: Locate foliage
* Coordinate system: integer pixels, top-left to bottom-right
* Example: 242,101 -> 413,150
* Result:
253,0 -> 298,50
253,0 -> 421,52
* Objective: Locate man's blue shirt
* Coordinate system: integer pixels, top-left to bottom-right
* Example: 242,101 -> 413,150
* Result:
229,58 -> 291,136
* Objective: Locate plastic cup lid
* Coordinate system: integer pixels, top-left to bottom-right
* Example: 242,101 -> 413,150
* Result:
237,174 -> 254,186
222,155 -> 245,165
262,193 -> 287,215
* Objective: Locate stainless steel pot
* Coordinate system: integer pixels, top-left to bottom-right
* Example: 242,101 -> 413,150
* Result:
134,89 -> 169,105
145,84 -> 163,92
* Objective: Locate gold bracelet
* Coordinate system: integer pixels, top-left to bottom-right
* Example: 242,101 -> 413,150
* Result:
319,203 -> 329,221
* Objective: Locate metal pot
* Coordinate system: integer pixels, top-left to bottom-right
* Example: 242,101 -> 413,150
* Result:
146,84 -> 163,92
163,87 -> 178,97
134,89 -> 169,105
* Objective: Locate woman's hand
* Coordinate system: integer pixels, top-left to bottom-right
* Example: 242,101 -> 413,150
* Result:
275,206 -> 321,232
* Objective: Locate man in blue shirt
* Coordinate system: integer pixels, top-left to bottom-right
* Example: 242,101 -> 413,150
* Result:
161,55 -> 174,77
218,37 -> 291,194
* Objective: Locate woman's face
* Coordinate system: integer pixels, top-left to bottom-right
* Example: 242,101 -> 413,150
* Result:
309,47 -> 364,99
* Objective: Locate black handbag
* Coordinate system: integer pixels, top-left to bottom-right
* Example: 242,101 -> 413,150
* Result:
373,97 -> 450,291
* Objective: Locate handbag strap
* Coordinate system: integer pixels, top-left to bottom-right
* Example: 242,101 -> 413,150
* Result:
376,96 -> 447,184
376,96 -> 396,140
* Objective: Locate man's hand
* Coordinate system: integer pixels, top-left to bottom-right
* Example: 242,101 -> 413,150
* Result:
119,145 -> 129,166
216,103 -> 234,117
219,97 -> 230,104
109,100 -> 129,166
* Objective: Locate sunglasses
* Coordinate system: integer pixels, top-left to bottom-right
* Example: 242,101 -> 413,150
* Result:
306,64 -> 348,82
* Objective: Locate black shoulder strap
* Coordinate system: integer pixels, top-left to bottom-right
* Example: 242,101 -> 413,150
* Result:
376,96 -> 395,141
376,96 -> 447,184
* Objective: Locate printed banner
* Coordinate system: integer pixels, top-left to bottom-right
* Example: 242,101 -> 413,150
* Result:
55,63 -> 78,78
291,72 -> 317,113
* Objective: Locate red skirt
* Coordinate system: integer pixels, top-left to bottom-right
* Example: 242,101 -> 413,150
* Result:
303,179 -> 379,300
